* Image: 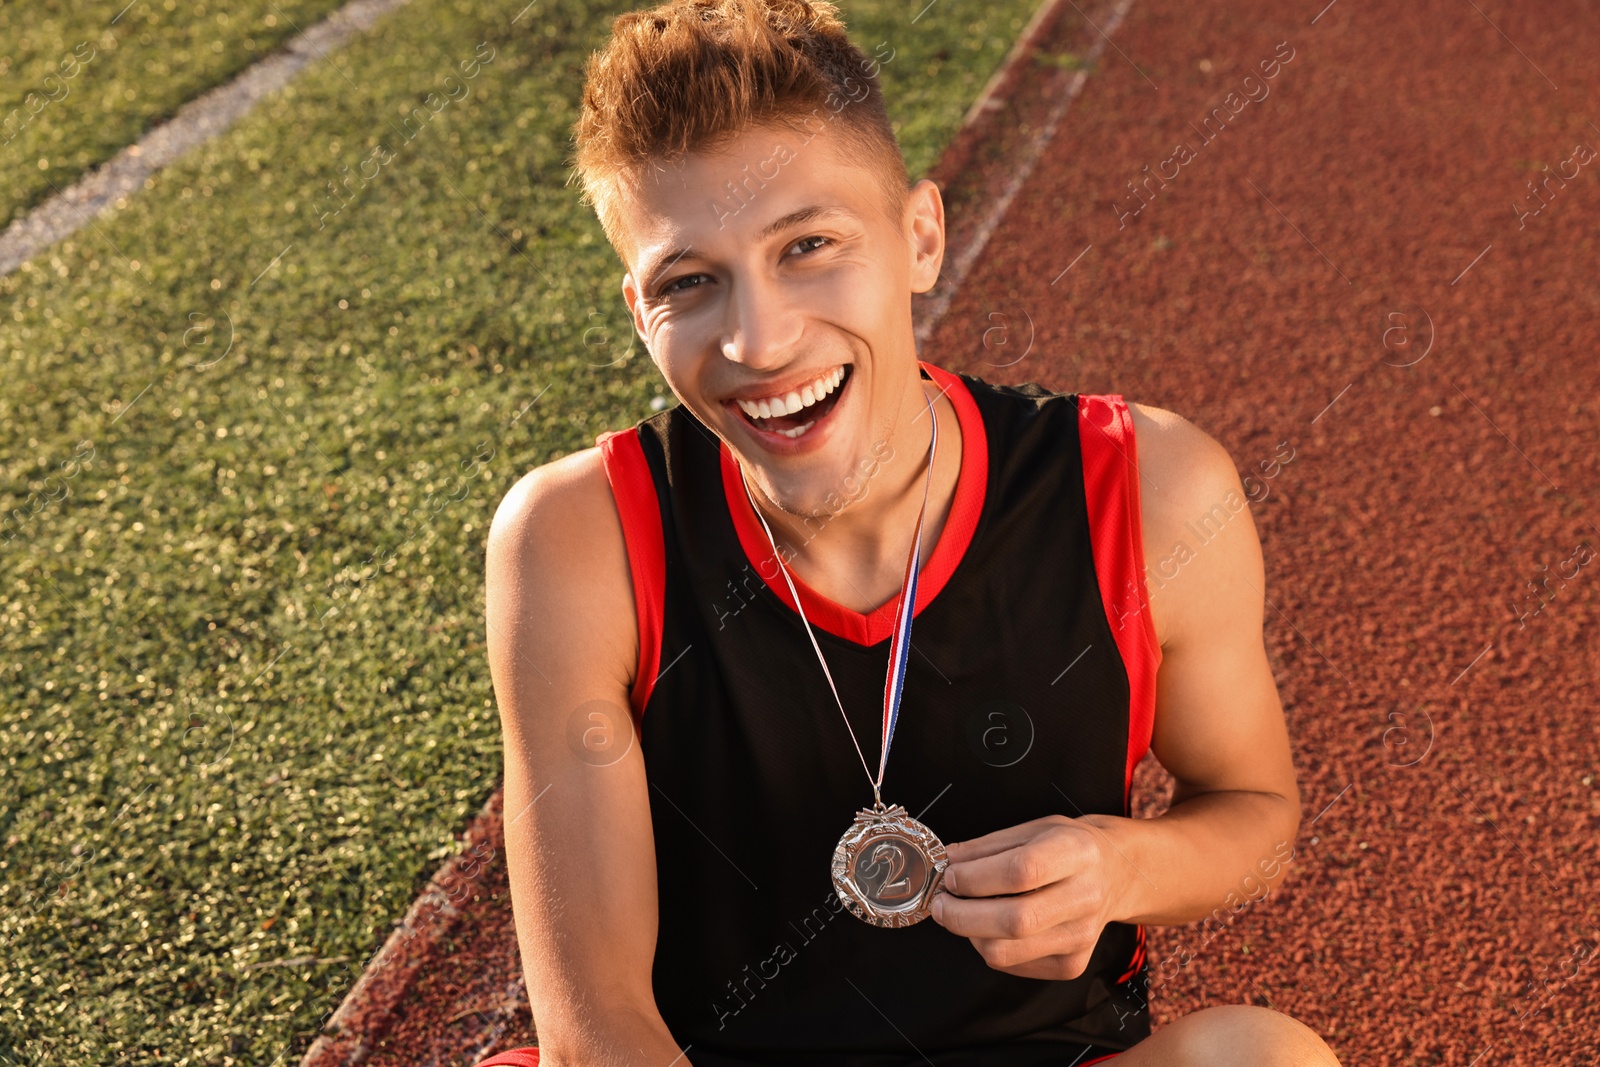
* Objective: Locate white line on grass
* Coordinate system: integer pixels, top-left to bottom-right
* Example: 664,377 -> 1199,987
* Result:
0,0 -> 420,277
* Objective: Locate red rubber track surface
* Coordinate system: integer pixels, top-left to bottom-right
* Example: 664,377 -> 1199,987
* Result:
302,0 -> 1600,1064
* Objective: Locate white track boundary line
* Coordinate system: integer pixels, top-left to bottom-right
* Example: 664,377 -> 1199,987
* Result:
0,0 -> 419,277
914,0 -> 1136,352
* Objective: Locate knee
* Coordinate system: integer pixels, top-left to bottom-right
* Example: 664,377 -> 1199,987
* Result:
1162,1004 -> 1342,1067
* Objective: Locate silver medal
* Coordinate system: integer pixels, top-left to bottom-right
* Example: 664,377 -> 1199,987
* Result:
832,801 -> 948,927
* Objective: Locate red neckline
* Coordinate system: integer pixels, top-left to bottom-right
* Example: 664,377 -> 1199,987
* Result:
718,360 -> 988,646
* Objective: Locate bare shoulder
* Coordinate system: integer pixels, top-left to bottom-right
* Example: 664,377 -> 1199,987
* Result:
486,445 -> 638,698
490,445 -> 618,550
1124,402 -> 1262,650
1125,402 -> 1236,494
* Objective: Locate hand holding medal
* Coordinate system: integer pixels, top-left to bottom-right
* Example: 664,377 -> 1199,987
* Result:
738,385 -> 948,927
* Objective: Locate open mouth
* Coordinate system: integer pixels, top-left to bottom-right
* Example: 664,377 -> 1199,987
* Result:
733,364 -> 852,440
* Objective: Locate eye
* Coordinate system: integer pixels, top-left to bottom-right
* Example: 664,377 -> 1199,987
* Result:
658,273 -> 707,297
791,234 -> 831,256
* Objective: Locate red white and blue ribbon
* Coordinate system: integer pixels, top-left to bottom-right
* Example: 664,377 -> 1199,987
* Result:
738,387 -> 938,806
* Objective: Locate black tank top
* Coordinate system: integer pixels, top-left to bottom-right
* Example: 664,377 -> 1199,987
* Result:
594,361 -> 1161,1065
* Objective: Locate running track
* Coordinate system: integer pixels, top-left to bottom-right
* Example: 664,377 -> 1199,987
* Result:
302,1 -> 1600,1063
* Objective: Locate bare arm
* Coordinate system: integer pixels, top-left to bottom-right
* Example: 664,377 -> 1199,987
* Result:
1080,404 -> 1302,926
485,449 -> 692,1066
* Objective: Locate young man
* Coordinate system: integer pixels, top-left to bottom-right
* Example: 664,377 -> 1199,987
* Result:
483,0 -> 1344,1063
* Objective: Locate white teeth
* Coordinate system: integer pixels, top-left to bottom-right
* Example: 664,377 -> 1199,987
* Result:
775,420 -> 816,438
735,365 -> 847,421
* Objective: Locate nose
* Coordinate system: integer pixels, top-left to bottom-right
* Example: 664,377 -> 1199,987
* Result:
720,267 -> 804,371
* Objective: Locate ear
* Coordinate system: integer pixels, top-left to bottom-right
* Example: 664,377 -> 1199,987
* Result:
620,272 -> 656,365
904,179 -> 946,295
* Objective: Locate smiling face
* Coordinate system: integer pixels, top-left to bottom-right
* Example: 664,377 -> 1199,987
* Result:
618,118 -> 946,520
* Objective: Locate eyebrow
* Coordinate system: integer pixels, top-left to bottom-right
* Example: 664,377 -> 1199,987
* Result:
638,204 -> 858,294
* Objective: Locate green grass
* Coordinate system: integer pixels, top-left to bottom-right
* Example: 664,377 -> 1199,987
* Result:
0,0 -> 350,229
0,0 -> 1045,1061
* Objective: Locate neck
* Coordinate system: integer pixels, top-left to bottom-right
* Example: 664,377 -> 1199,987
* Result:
745,368 -> 963,616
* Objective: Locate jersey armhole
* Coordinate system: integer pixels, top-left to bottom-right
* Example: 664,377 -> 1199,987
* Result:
596,428 -> 666,730
1076,395 -> 1162,810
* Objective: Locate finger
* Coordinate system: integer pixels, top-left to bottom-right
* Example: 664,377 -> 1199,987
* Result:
943,815 -> 1064,862
971,926 -> 1096,975
944,826 -> 1095,898
933,876 -> 1089,941
961,915 -> 1096,972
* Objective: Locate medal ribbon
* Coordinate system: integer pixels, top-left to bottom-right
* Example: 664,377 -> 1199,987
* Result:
738,386 -> 938,806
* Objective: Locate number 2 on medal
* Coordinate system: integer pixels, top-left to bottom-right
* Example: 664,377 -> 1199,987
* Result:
864,841 -> 908,897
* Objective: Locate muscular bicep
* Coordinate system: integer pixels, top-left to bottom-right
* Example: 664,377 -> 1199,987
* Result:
1132,406 -> 1300,813
485,451 -> 666,1050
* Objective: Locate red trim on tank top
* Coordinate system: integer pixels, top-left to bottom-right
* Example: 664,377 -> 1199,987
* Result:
719,360 -> 988,647
1076,394 -> 1162,808
1081,1054 -> 1123,1065
596,428 -> 666,728
1116,922 -> 1147,985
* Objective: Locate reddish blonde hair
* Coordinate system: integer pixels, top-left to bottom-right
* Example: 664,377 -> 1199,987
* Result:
569,0 -> 909,261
